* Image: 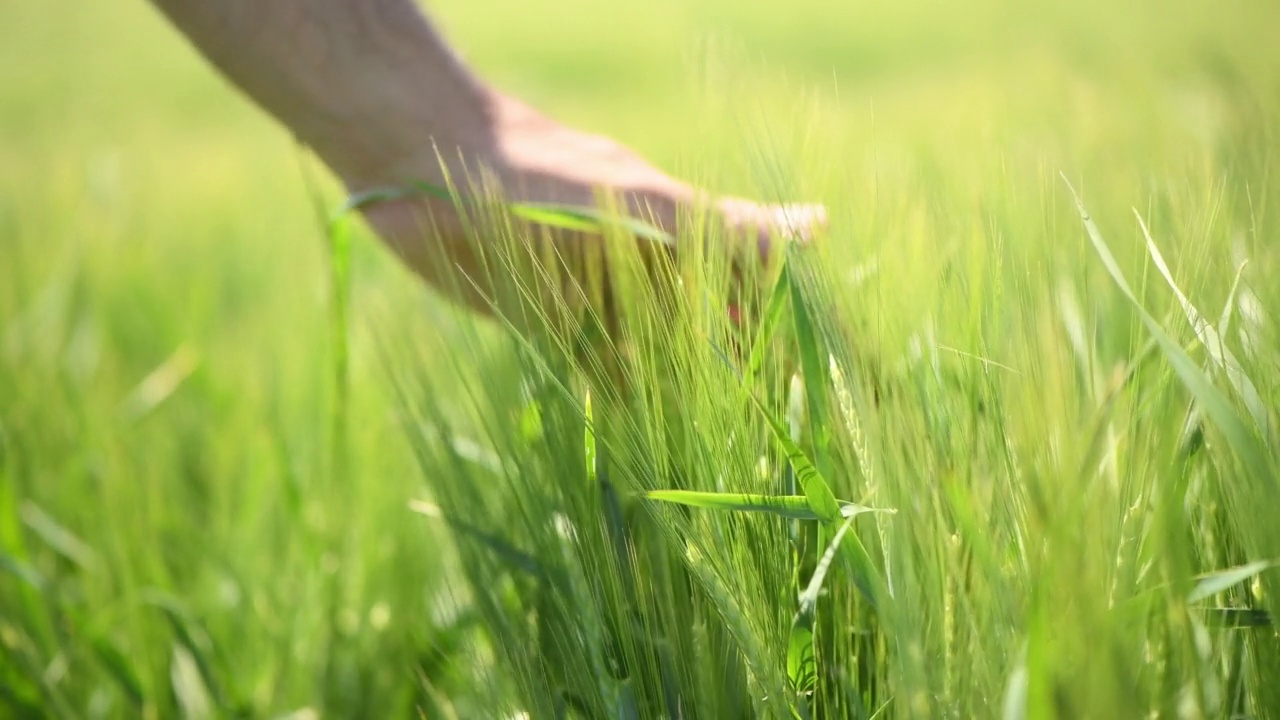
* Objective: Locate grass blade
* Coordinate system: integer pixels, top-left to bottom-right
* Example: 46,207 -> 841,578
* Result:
90,633 -> 145,710
1201,608 -> 1272,628
1134,211 -> 1271,438
343,180 -> 677,249
0,550 -> 44,591
409,500 -> 553,581
19,502 -> 95,571
142,593 -> 236,714
645,490 -> 892,522
1188,560 -> 1275,604
746,390 -> 889,610
1219,261 -> 1249,336
743,263 -> 792,390
785,250 -> 834,481
1065,178 -> 1277,494
789,517 -> 856,700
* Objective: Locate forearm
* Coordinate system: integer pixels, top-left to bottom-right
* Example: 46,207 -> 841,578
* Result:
149,0 -> 492,186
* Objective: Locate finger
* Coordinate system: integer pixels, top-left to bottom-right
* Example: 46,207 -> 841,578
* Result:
748,202 -> 829,261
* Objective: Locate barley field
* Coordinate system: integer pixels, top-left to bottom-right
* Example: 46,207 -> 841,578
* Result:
2,0 -> 1279,717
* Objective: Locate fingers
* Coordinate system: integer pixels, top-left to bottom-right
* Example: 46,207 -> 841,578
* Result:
712,200 -> 827,332
354,179 -> 829,341
715,199 -> 828,263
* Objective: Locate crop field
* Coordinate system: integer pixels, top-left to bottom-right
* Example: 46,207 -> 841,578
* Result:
2,0 -> 1279,717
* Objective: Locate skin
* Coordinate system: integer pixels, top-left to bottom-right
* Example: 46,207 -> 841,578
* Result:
147,0 -> 826,320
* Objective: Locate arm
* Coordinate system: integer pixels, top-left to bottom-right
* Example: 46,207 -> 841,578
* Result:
149,0 -> 490,188
149,0 -> 825,318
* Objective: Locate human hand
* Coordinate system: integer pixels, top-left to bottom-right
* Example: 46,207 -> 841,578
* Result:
351,92 -> 827,327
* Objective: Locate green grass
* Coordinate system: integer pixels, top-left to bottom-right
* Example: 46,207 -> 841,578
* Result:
4,0 -> 1280,717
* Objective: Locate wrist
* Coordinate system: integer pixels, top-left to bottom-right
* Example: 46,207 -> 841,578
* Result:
324,73 -> 496,195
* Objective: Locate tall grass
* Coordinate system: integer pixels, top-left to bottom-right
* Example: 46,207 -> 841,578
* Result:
358,155 -> 1278,717
4,0 -> 1280,717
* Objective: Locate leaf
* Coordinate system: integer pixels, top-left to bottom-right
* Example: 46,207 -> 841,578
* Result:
510,205 -> 603,235
742,262 -> 792,390
588,392 -> 636,593
1188,560 -> 1274,604
1201,607 -> 1272,628
414,424 -> 509,476
171,644 -> 213,720
142,593 -> 234,713
90,633 -> 145,709
119,344 -> 200,422
341,180 -> 676,249
646,490 -> 892,522
798,518 -> 857,615
19,501 -> 95,571
512,200 -> 676,248
748,394 -> 838,521
647,490 -> 815,519
1,543 -> 145,710
584,389 -> 597,484
1135,212 -> 1271,438
788,517 -> 856,697
787,618 -> 817,696
1219,260 -> 1249,336
786,250 -> 834,481
747,390 -> 889,610
0,549 -> 45,591
1002,647 -> 1029,720
1064,179 -> 1276,495
322,179 -> 354,479
409,500 -> 552,581
839,502 -> 895,520
520,397 -> 545,443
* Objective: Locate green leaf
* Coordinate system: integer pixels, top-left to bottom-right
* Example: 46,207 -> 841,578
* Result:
1135,211 -> 1271,438
646,490 -> 892,522
341,180 -> 676,249
136,594 -> 236,714
798,518 -> 856,614
0,549 -> 44,591
512,202 -> 675,248
786,250 -> 834,481
746,390 -> 890,610
410,500 -> 553,581
788,517 -> 856,698
520,397 -> 545,443
787,618 -> 817,695
1202,607 -> 1272,628
509,204 -> 603,235
1065,179 -> 1277,495
1002,647 -> 1029,720
748,393 -> 839,522
584,389 -> 597,484
90,633 -> 145,709
19,501 -> 95,571
171,644 -> 213,720
1219,260 -> 1249,336
647,490 -> 814,518
742,262 -> 792,390
1188,560 -> 1274,603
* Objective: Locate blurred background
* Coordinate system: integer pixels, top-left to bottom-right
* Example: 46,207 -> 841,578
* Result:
2,0 -> 1278,716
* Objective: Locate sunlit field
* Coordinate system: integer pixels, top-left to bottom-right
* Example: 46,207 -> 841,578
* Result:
3,0 -> 1279,717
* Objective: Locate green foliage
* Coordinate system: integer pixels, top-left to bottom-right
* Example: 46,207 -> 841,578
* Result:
5,0 -> 1280,717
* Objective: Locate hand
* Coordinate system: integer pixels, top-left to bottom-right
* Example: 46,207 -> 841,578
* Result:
149,0 -> 825,326
353,91 -> 828,325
